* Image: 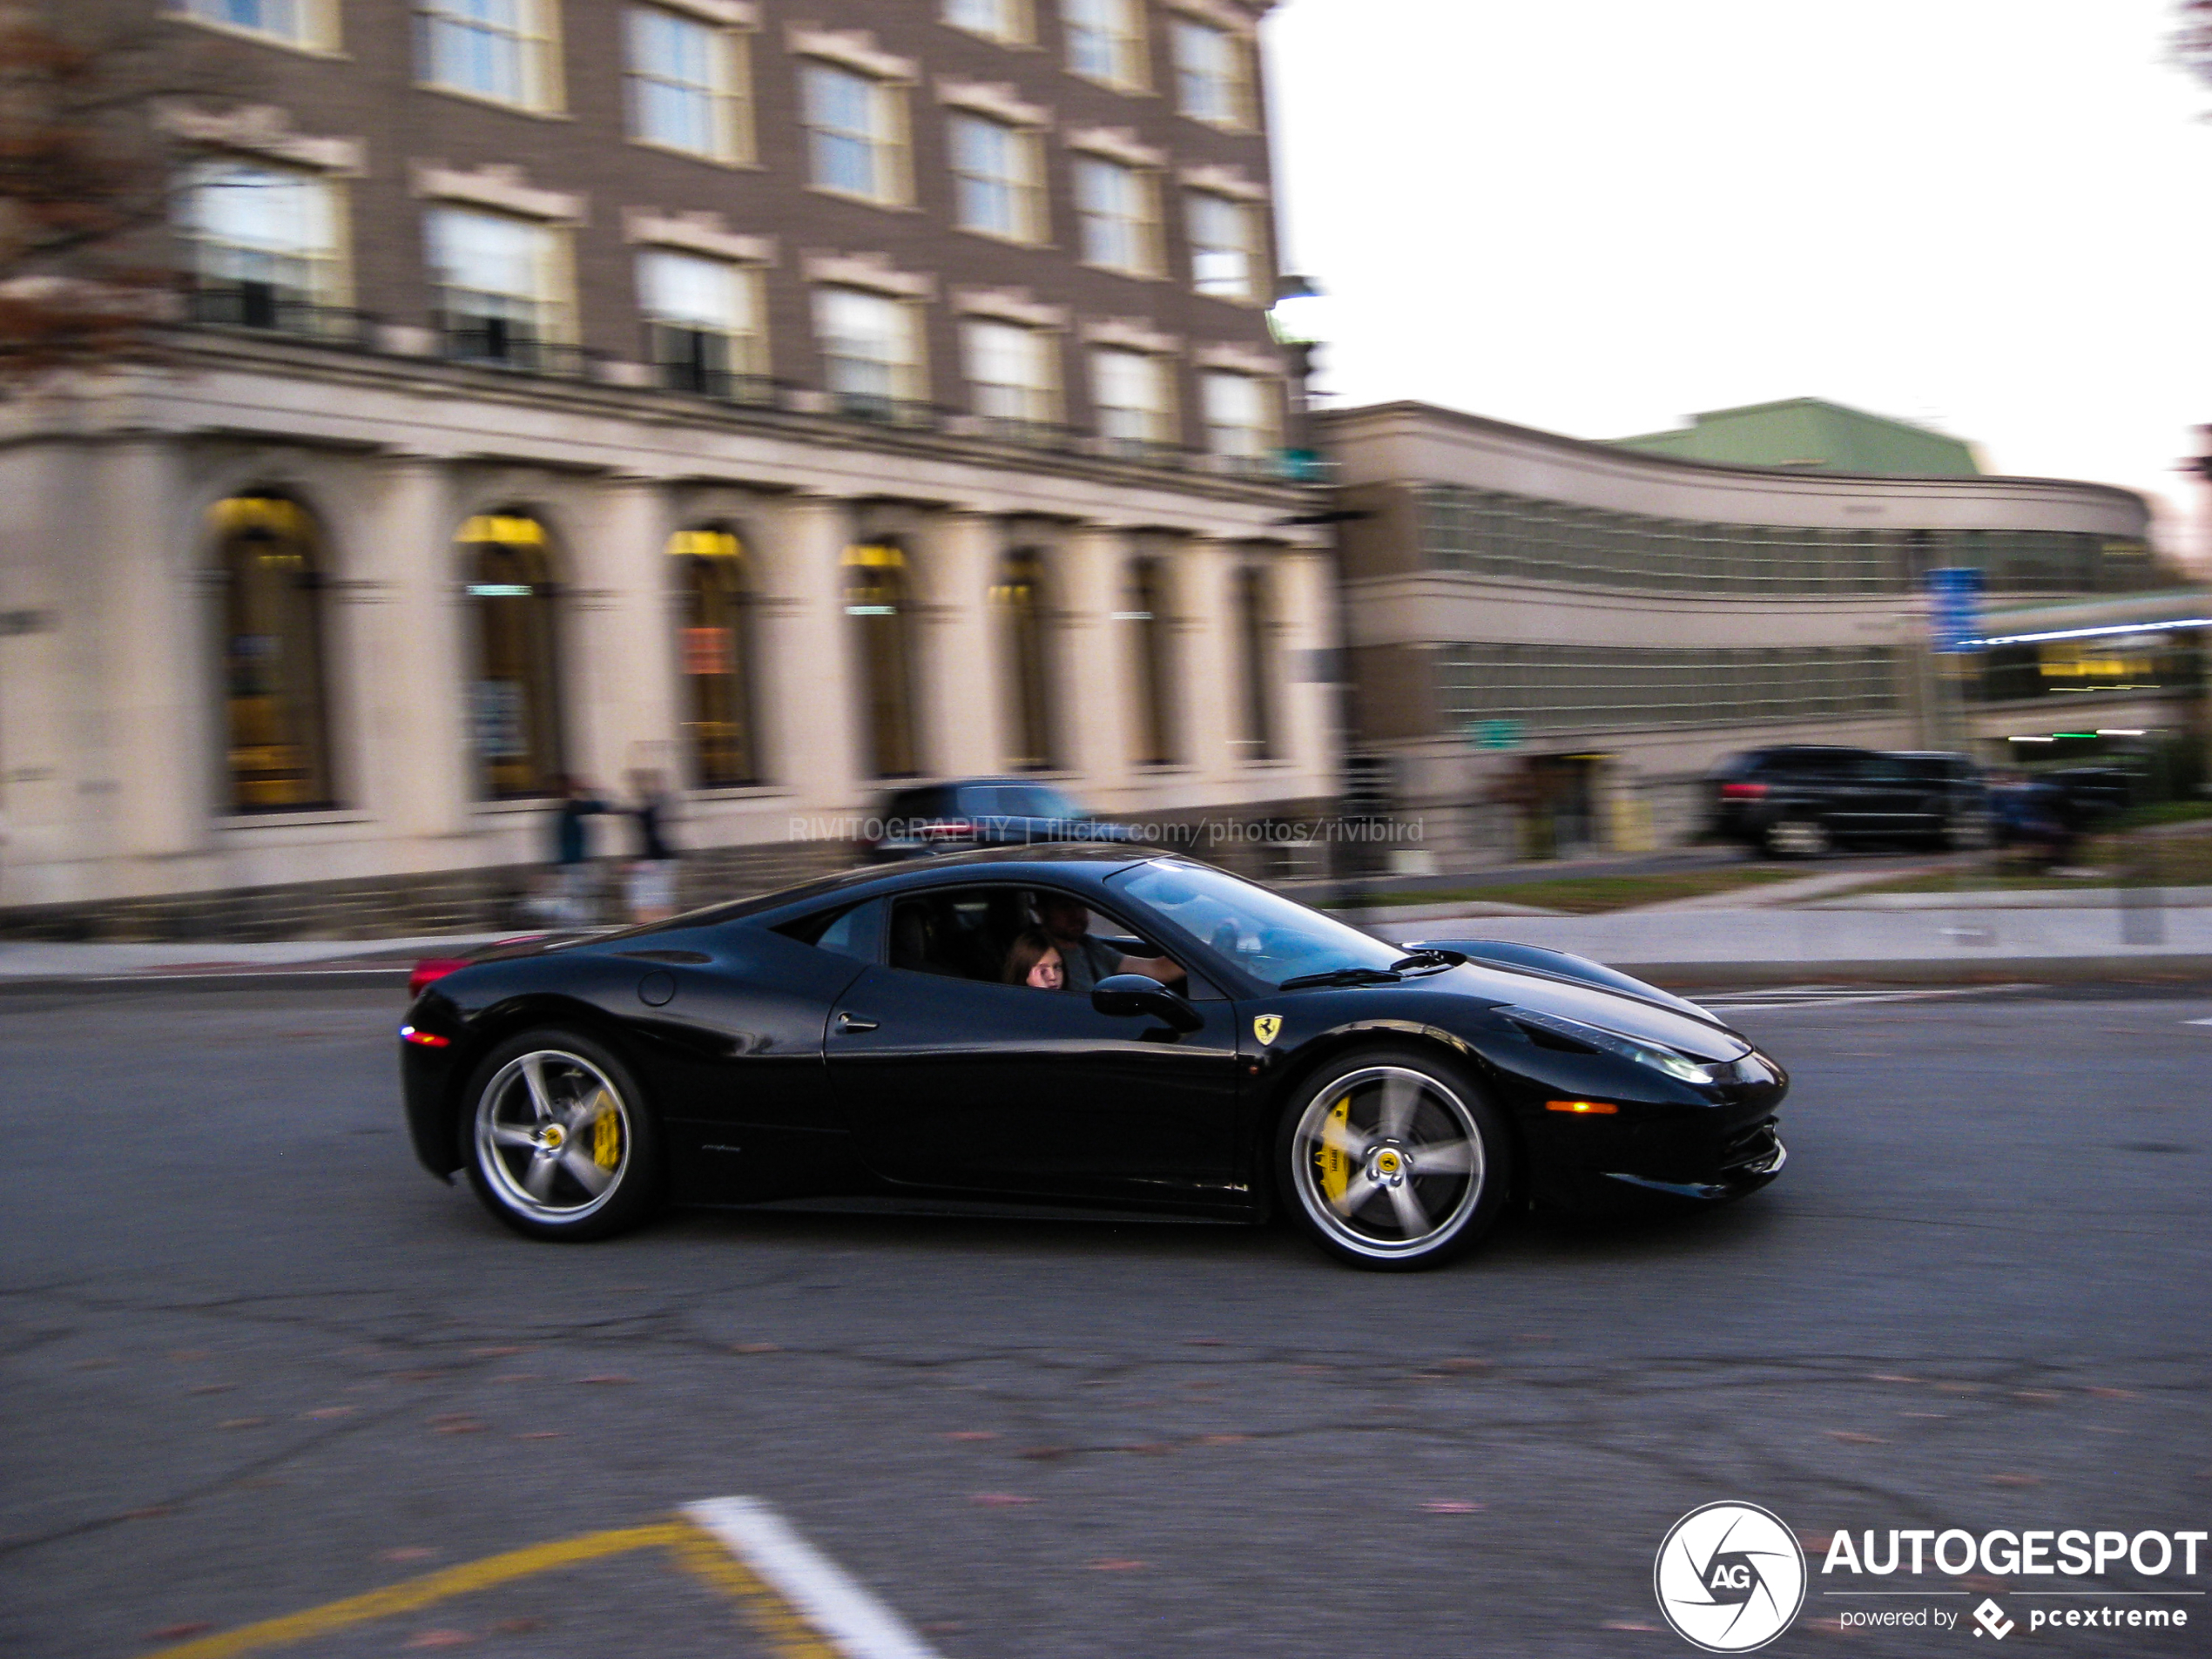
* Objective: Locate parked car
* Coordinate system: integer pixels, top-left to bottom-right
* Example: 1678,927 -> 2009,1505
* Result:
1708,745 -> 1991,858
868,779 -> 1140,860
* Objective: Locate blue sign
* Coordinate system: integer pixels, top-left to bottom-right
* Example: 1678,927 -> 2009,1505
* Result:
1462,718 -> 1525,752
1926,567 -> 1984,654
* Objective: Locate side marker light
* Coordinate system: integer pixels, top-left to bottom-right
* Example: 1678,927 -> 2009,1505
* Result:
1545,1099 -> 1618,1115
399,1025 -> 451,1049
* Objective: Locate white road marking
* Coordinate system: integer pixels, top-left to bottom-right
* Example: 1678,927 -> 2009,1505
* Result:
684,1497 -> 944,1659
2187,1018 -> 2212,1028
1700,982 -> 2042,1012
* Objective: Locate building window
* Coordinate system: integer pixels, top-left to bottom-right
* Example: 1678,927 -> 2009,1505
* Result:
1171,17 -> 1246,125
175,0 -> 332,50
213,494 -> 334,813
639,249 -> 765,399
1063,0 -> 1145,89
417,0 -> 560,111
816,287 -> 926,418
949,112 -> 1046,244
1235,565 -> 1274,761
179,160 -> 347,335
1091,347 -> 1174,451
1435,643 -> 1904,734
626,7 -> 751,162
1201,369 -> 1273,468
461,512 -> 564,799
843,543 -> 918,778
1187,192 -> 1261,300
669,527 -> 756,787
944,0 -> 1030,44
993,550 -> 1054,770
1123,556 -> 1175,765
426,206 -> 573,368
803,60 -> 908,205
964,319 -> 1057,433
1074,156 -> 1159,275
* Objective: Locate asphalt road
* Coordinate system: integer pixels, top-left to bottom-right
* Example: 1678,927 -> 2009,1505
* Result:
3,982 -> 2209,1658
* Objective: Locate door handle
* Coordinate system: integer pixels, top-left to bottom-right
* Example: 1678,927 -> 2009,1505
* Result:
835,1011 -> 879,1033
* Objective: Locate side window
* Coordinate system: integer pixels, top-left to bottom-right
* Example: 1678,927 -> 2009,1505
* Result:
888,885 -> 1033,982
778,897 -> 883,960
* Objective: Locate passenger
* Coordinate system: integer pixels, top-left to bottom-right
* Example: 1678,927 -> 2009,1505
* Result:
1035,894 -> 1185,994
1001,928 -> 1065,990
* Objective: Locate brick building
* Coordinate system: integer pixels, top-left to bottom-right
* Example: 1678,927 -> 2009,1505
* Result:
0,0 -> 1336,935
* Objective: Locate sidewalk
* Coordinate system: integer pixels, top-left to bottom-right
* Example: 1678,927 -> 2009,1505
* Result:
1367,900 -> 2212,986
0,933 -> 509,991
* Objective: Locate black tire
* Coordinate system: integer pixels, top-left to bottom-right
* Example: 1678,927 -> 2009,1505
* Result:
459,1027 -> 663,1242
1275,1045 -> 1514,1271
1763,815 -> 1831,859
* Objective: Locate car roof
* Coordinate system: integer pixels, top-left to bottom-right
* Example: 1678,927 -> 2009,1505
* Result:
623,845 -> 1161,935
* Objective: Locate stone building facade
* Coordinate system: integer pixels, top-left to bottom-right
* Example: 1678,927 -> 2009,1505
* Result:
0,0 -> 1335,936
1325,401 -> 2168,864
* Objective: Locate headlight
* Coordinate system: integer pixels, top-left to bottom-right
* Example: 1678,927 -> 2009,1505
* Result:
1502,1006 -> 1728,1085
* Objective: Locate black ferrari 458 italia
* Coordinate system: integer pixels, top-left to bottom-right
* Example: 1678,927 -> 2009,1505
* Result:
400,847 -> 1788,1270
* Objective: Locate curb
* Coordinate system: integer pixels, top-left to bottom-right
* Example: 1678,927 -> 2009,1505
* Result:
1628,956 -> 2212,991
0,967 -> 412,997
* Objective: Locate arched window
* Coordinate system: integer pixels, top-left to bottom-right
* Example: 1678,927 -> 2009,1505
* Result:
993,549 -> 1053,771
462,512 -> 564,799
1236,564 -> 1276,762
214,492 -> 334,812
669,527 -> 757,786
1123,556 -> 1176,766
843,542 -> 918,778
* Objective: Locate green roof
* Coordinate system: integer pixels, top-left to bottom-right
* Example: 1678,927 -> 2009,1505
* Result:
1610,397 -> 1981,476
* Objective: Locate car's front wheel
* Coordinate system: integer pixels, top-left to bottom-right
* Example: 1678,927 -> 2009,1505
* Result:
1278,1049 -> 1512,1271
1764,815 -> 1831,858
461,1029 -> 661,1241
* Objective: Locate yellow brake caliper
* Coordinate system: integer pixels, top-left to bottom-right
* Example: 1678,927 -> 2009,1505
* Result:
1317,1095 -> 1351,1205
590,1093 -> 622,1171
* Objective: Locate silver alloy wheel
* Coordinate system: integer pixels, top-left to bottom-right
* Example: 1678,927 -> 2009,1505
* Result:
1767,817 -> 1831,858
1289,1065 -> 1486,1262
473,1049 -> 631,1224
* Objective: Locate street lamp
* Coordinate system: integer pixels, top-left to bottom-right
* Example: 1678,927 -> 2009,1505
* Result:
1268,274 -> 1330,486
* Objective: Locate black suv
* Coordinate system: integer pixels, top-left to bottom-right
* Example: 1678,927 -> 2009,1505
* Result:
869,779 -> 1140,861
1708,746 -> 1991,858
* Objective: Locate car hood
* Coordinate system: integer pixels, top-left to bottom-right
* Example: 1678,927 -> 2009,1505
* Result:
1419,961 -> 1751,1062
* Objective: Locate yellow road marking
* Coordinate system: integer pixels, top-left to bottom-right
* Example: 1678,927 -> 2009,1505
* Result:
145,1522 -> 691,1659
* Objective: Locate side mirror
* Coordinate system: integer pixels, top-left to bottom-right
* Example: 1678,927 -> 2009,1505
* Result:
1092,974 -> 1204,1033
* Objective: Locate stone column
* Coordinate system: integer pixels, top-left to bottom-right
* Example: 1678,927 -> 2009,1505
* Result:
565,475 -> 675,795
97,439 -> 206,862
1176,538 -> 1238,787
366,455 -> 469,840
1054,524 -> 1132,809
753,493 -> 861,826
912,509 -> 1002,779
1274,546 -> 1340,794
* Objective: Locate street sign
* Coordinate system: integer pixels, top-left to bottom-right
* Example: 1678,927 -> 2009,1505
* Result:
1925,566 -> 1984,654
1463,718 -> 1525,752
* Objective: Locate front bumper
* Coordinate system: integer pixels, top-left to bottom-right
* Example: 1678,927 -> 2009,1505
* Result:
1599,1118 -> 1786,1202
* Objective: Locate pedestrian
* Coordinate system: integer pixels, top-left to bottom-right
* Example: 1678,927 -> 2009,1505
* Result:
626,768 -> 679,923
549,774 -> 607,927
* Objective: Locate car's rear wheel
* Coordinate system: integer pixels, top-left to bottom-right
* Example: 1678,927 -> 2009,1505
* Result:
1278,1050 -> 1511,1271
1764,816 -> 1831,859
461,1029 -> 661,1241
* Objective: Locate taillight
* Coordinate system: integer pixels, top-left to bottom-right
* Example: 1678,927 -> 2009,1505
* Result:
1720,782 -> 1768,799
408,958 -> 472,998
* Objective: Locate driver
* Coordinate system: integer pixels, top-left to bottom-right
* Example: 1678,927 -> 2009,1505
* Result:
1035,893 -> 1185,995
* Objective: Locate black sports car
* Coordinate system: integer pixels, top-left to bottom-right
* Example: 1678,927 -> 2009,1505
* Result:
400,847 -> 1788,1270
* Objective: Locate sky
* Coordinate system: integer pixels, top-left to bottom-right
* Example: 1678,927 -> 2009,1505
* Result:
1262,0 -> 2212,565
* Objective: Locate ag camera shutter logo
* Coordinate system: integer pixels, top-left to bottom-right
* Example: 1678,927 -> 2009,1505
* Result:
1654,1501 -> 1807,1651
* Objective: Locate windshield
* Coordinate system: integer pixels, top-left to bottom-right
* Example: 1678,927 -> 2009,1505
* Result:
1110,860 -> 1404,988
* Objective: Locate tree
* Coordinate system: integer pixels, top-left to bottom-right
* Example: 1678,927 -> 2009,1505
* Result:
2178,1 -> 2212,98
0,3 -> 249,380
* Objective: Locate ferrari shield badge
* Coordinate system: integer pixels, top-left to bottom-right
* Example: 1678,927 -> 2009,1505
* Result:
1252,1014 -> 1283,1045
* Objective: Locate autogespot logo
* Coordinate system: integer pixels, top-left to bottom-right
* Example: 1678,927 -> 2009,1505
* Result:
1655,1502 -> 1809,1652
